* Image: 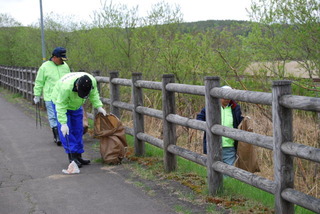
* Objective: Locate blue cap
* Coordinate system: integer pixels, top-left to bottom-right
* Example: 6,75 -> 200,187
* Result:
52,47 -> 68,61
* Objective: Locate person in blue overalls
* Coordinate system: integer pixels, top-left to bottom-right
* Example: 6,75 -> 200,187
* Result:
51,72 -> 107,168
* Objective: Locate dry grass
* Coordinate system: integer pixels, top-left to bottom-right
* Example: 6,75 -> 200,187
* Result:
247,106 -> 320,199
120,97 -> 319,199
244,61 -> 318,78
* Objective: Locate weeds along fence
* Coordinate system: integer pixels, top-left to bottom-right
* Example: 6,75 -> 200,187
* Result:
0,66 -> 319,213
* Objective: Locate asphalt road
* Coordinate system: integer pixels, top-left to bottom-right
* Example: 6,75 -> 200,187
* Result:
0,94 -> 181,214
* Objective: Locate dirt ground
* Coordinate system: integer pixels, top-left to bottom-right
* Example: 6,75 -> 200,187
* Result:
244,61 -> 318,78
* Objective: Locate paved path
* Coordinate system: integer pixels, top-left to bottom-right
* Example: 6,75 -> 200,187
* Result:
0,94 -> 181,214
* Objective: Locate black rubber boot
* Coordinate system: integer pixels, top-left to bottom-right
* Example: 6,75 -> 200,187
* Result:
68,153 -> 82,168
52,127 -> 62,146
77,153 -> 90,165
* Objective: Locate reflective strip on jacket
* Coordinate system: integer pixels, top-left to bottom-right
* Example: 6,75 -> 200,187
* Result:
33,60 -> 70,101
52,72 -> 103,124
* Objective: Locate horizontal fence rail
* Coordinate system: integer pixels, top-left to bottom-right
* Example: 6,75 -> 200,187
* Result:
1,65 -> 320,214
94,76 -> 110,83
166,114 -> 206,131
167,144 -> 207,166
111,78 -> 132,86
211,125 -> 274,150
136,106 -> 163,119
135,80 -> 162,90
280,94 -> 320,112
211,88 -> 273,105
166,83 -> 205,95
281,142 -> 320,162
212,161 -> 276,194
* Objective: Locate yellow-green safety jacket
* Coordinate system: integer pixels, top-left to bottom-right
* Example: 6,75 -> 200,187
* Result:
51,72 -> 103,124
221,106 -> 234,147
33,60 -> 70,101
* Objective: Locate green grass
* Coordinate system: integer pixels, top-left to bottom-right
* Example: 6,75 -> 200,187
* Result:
223,178 -> 274,205
88,118 -> 94,129
125,135 -> 316,214
173,205 -> 192,214
2,92 -> 23,102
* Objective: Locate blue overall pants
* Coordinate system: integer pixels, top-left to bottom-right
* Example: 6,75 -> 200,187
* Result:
53,104 -> 84,154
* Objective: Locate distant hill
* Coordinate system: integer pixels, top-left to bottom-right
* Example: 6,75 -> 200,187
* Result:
179,20 -> 253,36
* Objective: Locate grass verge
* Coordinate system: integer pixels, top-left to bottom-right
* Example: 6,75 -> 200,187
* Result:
0,87 -> 315,214
124,135 -> 315,214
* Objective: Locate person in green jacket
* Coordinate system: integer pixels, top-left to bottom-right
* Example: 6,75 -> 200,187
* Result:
33,47 -> 70,146
196,86 -> 243,165
51,72 -> 107,168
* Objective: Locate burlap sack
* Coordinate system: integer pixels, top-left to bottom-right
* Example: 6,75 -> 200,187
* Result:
94,113 -> 128,164
235,116 -> 260,173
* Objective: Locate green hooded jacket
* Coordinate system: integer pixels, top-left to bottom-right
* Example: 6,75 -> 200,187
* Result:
33,60 -> 70,101
51,72 -> 103,124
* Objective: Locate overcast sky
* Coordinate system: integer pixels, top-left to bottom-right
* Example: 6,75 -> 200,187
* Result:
0,0 -> 252,26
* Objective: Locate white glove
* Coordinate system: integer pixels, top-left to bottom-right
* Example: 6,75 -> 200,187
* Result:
61,124 -> 69,137
33,96 -> 40,104
97,107 -> 107,116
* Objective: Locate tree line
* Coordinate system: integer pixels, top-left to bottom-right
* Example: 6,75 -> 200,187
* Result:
0,0 -> 319,95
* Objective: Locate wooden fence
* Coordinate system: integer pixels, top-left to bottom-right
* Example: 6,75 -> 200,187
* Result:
0,65 -> 319,214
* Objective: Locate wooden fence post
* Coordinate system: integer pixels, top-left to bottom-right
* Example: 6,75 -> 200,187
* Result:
23,67 -> 27,99
272,80 -> 294,214
7,67 -> 11,92
2,66 -> 6,89
10,67 -> 14,93
6,66 -> 9,90
24,67 -> 27,98
14,67 -> 17,93
31,67 -> 37,103
13,67 -> 17,94
16,67 -> 19,94
27,68 -> 32,101
17,67 -> 20,95
109,71 -> 120,118
6,67 -> 9,89
162,74 -> 177,172
132,73 -> 145,156
17,67 -> 21,95
0,66 -> 2,87
18,67 -> 22,97
205,76 -> 223,195
92,70 -> 101,94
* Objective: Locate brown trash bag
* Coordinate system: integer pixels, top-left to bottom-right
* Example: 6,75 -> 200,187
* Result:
235,116 -> 260,173
83,107 -> 89,135
94,113 -> 128,164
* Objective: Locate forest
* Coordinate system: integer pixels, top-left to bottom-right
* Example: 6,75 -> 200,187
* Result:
0,0 -> 319,94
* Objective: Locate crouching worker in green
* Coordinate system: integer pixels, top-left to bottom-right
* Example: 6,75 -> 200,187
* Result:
51,72 -> 107,168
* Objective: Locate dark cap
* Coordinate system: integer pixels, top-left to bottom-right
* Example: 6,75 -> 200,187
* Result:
77,75 -> 92,98
52,47 -> 68,61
